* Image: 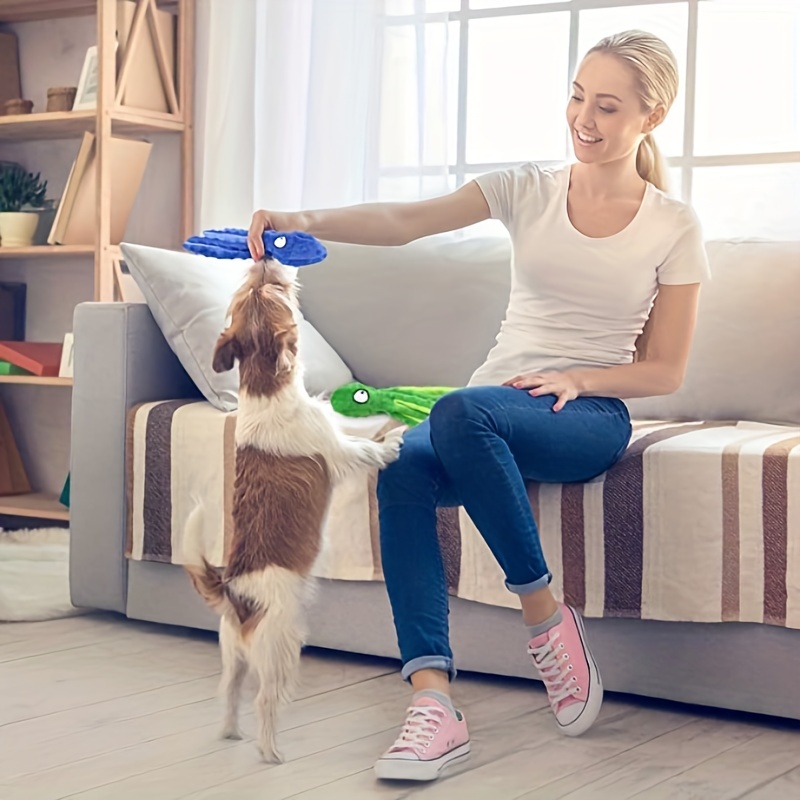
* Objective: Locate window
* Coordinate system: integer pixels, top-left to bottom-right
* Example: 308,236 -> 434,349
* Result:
374,0 -> 800,239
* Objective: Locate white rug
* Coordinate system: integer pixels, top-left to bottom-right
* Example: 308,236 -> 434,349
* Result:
0,527 -> 86,622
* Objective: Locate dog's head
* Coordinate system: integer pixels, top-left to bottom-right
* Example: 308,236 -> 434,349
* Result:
212,260 -> 300,396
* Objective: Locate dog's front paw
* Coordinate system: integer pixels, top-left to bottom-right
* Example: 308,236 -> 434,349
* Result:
220,726 -> 243,741
378,427 -> 405,466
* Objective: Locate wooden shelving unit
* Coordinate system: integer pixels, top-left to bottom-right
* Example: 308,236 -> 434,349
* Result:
0,108 -> 185,141
0,375 -> 73,386
0,1 -> 97,23
0,491 -> 70,522
0,245 -> 96,259
0,0 -> 194,522
0,0 -> 194,299
0,0 -> 178,24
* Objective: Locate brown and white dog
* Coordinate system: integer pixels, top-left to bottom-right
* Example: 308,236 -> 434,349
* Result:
184,259 -> 403,762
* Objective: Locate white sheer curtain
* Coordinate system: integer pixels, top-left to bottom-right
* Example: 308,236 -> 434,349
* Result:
195,0 -> 799,242
195,0 -> 455,230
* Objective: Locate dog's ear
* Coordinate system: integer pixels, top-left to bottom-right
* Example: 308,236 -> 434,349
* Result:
212,329 -> 240,373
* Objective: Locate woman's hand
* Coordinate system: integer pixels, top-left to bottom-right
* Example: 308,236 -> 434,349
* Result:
503,371 -> 583,412
247,210 -> 304,260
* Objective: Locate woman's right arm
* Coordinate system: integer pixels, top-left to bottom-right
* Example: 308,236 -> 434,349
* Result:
247,181 -> 490,259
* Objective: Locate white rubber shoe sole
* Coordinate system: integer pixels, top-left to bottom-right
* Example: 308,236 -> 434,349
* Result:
374,741 -> 471,781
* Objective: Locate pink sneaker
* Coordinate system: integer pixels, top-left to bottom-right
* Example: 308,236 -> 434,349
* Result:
374,697 -> 471,781
527,604 -> 603,736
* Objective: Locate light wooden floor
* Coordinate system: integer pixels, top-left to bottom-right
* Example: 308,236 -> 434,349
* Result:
1,614 -> 798,800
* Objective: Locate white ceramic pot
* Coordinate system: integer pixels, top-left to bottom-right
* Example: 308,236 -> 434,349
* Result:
0,211 -> 40,247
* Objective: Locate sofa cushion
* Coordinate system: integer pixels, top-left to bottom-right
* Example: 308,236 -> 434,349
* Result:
120,243 -> 354,412
627,241 -> 800,425
126,401 -> 800,630
299,238 -> 800,423
296,236 -> 513,388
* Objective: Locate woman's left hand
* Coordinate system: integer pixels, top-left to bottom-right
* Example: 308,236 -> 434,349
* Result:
503,371 -> 582,412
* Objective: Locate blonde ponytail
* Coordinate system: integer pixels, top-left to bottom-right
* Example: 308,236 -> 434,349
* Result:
636,132 -> 669,192
586,30 -> 679,191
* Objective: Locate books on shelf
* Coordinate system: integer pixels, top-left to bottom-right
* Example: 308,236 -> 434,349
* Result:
117,0 -> 176,113
47,132 -> 94,245
0,31 -> 21,109
60,472 -> 70,508
0,342 -> 63,377
0,400 -> 31,497
0,282 -> 26,341
58,334 -> 74,379
47,131 -> 152,246
0,361 -> 32,376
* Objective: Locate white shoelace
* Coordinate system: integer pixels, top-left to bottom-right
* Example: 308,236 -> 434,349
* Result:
388,705 -> 446,754
528,629 -> 580,705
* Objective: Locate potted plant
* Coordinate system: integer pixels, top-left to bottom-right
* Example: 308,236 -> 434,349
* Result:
0,162 -> 48,247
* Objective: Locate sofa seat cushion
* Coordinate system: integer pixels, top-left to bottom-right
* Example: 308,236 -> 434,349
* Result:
126,401 -> 800,629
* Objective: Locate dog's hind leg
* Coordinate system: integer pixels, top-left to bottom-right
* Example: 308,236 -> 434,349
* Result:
252,620 -> 304,763
218,615 -> 248,740
247,571 -> 309,763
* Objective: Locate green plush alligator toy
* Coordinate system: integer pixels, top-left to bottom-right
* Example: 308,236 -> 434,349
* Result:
330,382 -> 456,427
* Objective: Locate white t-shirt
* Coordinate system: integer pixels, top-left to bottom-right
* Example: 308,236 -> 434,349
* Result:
468,162 -> 711,387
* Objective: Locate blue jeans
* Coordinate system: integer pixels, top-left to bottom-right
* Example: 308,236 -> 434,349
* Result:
376,386 -> 632,682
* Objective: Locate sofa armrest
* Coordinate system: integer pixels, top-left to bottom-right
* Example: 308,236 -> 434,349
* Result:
69,302 -> 199,613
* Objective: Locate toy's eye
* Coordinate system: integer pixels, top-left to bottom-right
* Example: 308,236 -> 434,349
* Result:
353,389 -> 369,404
274,236 -> 287,248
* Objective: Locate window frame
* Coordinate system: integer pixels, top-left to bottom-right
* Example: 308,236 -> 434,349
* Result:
372,0 -> 800,205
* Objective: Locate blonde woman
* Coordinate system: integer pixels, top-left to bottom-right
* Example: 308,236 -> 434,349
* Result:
249,30 -> 710,782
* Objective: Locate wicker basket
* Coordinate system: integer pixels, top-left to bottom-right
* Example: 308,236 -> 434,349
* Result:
3,98 -> 33,115
46,86 -> 77,112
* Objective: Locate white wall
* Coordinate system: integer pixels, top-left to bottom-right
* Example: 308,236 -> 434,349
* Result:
0,14 -> 182,502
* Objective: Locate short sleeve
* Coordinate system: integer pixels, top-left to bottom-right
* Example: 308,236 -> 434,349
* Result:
657,206 -> 712,285
473,162 -> 541,230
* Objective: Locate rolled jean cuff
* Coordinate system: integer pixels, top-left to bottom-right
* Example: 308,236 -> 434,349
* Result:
505,572 -> 551,595
401,655 -> 456,683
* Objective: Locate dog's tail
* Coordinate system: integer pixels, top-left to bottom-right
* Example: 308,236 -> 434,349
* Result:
182,503 -> 231,616
185,558 -> 230,615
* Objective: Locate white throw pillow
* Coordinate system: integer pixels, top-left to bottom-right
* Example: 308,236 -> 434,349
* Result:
120,243 -> 354,412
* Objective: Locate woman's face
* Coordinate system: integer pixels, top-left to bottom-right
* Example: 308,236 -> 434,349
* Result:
566,52 -> 662,166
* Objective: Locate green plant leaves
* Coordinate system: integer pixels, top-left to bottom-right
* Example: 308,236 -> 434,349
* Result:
0,163 -> 48,213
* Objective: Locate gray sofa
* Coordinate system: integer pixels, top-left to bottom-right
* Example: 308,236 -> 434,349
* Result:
69,236 -> 800,721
